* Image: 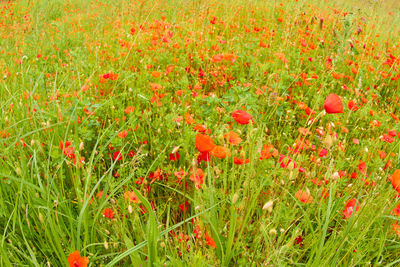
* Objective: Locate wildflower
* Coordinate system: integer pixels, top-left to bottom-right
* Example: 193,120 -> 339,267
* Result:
295,190 -> 313,204
393,223 -> 400,237
68,251 -> 89,267
347,100 -> 359,111
260,144 -> 278,160
279,155 -> 295,169
295,235 -> 304,247
174,169 -> 187,183
150,82 -> 162,91
118,130 -> 128,138
190,168 -> 206,189
232,110 -> 253,125
211,54 -> 223,63
169,152 -> 180,161
382,134 -> 394,143
224,131 -> 242,145
298,127 -> 312,135
197,151 -> 211,163
379,151 -> 387,159
387,129 -> 397,137
233,157 -> 250,165
358,161 -> 367,175
113,151 -> 123,161
211,145 -> 228,158
103,208 -> 115,219
392,203 -> 400,216
195,134 -> 215,153
184,113 -> 195,125
324,93 -> 343,114
370,120 -> 381,127
60,140 -> 72,153
60,140 -> 76,163
179,200 -> 190,213
205,231 -> 216,249
152,71 -> 161,78
193,124 -> 208,133
124,106 -> 135,114
319,148 -> 328,158
343,199 -> 359,219
391,169 -> 400,193
124,191 -> 141,203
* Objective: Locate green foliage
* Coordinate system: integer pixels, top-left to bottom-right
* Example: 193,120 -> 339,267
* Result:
1,0 -> 400,266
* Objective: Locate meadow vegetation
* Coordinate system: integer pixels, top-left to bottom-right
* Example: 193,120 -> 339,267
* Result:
1,0 -> 400,265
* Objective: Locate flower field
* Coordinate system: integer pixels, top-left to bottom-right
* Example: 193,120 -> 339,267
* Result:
1,0 -> 400,265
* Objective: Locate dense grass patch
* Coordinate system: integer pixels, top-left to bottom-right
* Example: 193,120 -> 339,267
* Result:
1,0 -> 400,265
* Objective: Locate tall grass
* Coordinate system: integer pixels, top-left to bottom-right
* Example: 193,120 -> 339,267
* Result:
1,0 -> 400,265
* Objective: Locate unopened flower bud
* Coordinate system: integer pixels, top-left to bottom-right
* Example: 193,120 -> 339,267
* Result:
262,201 -> 274,213
232,193 -> 239,204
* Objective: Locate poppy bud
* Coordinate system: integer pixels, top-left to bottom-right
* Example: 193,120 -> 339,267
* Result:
232,193 -> 239,204
262,201 -> 274,213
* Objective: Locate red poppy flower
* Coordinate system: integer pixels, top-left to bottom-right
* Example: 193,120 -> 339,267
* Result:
211,146 -> 228,158
387,129 -> 397,137
295,190 -> 313,204
197,151 -> 211,163
193,124 -> 208,133
233,157 -> 250,165
195,134 -> 215,153
174,169 -> 187,183
319,148 -> 328,158
232,110 -> 253,125
124,106 -> 135,114
205,231 -> 216,249
224,131 -> 242,145
103,208 -> 115,219
60,140 -> 72,151
279,155 -> 296,169
118,130 -> 128,138
392,203 -> 400,216
60,141 -> 76,160
68,251 -> 89,267
324,93 -> 343,114
358,161 -> 367,175
64,146 -> 75,159
190,168 -> 206,189
179,200 -> 189,213
124,191 -> 141,203
170,152 -> 180,161
392,169 -> 400,193
260,144 -> 278,160
113,151 -> 123,161
382,134 -> 394,143
295,235 -> 304,247
347,100 -> 359,111
343,198 -> 359,219
393,223 -> 400,237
